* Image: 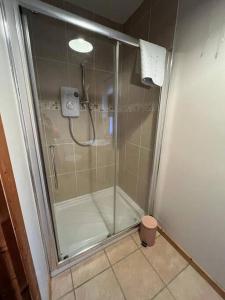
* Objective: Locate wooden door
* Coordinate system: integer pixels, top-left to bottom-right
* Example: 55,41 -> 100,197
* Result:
0,116 -> 41,300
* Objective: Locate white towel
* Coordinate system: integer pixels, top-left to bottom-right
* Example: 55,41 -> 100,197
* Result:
139,39 -> 166,87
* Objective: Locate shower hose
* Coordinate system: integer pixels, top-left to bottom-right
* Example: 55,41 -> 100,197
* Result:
68,63 -> 96,147
68,102 -> 96,147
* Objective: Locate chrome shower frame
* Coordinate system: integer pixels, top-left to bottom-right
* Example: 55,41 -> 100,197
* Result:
1,0 -> 173,275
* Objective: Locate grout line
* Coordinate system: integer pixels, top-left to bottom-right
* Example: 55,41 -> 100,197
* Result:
104,249 -> 127,300
139,248 -> 166,285
149,286 -> 166,300
56,289 -> 74,300
166,264 -> 189,286
167,287 -> 177,300
140,238 -> 190,284
47,163 -> 115,177
72,288 -> 76,300
136,236 -> 190,300
73,265 -> 111,290
148,264 -> 190,300
111,265 -> 127,300
55,268 -> 73,299
107,247 -> 140,267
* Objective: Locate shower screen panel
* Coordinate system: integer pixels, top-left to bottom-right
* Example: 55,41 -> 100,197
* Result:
23,10 -> 148,261
117,44 -> 160,233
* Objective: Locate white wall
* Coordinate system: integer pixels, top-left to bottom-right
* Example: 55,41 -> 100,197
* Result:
155,0 -> 225,289
0,6 -> 49,300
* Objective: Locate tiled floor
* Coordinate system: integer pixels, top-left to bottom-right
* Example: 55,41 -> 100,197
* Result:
51,231 -> 223,300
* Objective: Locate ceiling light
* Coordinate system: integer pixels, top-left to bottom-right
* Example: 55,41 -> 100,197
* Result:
68,38 -> 93,53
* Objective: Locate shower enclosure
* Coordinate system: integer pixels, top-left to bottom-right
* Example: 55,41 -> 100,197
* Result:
16,0 -> 163,269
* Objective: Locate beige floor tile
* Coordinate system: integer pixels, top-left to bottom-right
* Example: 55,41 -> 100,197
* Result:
75,268 -> 124,300
60,291 -> 76,300
71,250 -> 110,287
142,236 -> 188,284
105,236 -> 137,264
51,269 -> 73,300
113,250 -> 164,300
168,265 -> 223,300
153,288 -> 175,300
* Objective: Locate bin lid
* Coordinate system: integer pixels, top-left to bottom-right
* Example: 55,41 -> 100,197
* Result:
141,216 -> 157,229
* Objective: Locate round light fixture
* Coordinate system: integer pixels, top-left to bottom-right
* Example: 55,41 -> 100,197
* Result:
69,38 -> 93,53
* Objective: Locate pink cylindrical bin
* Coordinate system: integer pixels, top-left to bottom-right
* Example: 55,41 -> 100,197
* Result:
140,216 -> 157,247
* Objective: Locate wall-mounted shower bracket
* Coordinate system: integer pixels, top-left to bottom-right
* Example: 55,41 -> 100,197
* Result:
61,86 -> 80,117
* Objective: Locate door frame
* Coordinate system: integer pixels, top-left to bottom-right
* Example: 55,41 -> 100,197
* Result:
0,116 -> 41,299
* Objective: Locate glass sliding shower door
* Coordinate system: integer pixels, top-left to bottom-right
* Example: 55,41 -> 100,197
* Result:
23,9 -> 150,261
117,43 -> 160,232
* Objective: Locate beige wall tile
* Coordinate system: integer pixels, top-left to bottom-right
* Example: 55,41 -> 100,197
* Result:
95,111 -> 114,140
30,13 -> 66,61
139,147 -> 152,180
123,170 -> 137,201
42,109 -> 72,145
118,112 -> 127,141
95,36 -> 115,72
136,177 -> 149,211
71,251 -> 109,288
140,111 -> 157,149
52,173 -> 77,202
75,145 -> 96,171
126,112 -> 141,145
96,165 -> 114,190
113,250 -> 164,300
76,169 -> 96,195
105,236 -> 137,264
41,145 -> 51,176
46,175 -> 54,202
143,85 -> 160,108
51,269 -> 73,300
52,144 -> 75,174
125,143 -> 139,175
95,70 -> 114,109
142,236 -> 188,284
168,266 -> 222,300
118,169 -> 126,192
36,58 -> 68,102
75,268 -> 124,300
97,143 -> 114,167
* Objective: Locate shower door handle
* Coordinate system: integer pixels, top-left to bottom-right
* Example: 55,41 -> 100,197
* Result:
49,145 -> 58,189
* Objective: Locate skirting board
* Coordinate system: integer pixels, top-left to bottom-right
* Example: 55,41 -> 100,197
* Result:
158,227 -> 225,299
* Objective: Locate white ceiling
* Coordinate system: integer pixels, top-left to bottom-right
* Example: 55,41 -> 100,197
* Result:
65,0 -> 144,24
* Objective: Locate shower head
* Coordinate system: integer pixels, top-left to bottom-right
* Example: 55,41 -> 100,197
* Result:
69,38 -> 93,53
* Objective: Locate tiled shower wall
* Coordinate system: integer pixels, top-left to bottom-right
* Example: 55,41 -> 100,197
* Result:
28,1 -> 120,203
118,0 -> 178,211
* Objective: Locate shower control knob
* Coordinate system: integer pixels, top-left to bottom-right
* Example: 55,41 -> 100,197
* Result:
66,100 -> 75,110
74,91 -> 79,98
